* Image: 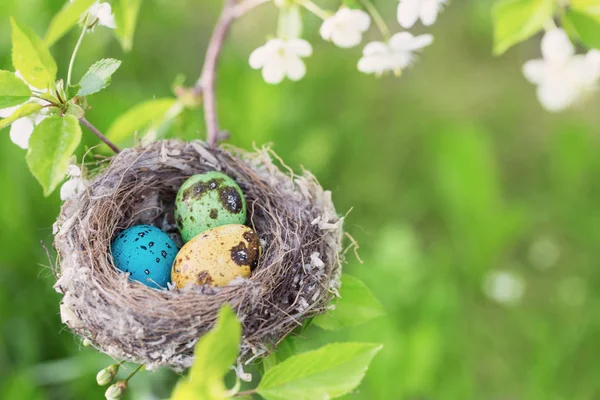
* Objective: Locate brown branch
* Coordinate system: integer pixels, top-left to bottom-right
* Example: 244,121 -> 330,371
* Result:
79,117 -> 121,154
195,0 -> 269,148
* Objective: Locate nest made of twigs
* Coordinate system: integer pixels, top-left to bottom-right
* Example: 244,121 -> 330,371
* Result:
53,139 -> 344,370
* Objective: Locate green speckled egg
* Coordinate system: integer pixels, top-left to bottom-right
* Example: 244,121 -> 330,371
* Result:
175,172 -> 247,242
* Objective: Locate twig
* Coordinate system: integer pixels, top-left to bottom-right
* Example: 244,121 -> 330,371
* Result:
235,389 -> 257,397
360,0 -> 391,40
195,0 -> 236,149
195,0 -> 270,148
79,117 -> 121,154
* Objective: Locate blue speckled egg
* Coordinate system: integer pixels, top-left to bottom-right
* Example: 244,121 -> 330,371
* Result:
111,225 -> 178,289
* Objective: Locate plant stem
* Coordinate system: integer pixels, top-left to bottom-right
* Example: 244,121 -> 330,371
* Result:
235,389 -> 257,397
360,0 -> 391,40
124,364 -> 144,382
194,0 -> 271,148
79,117 -> 121,154
195,0 -> 236,148
232,0 -> 270,18
67,22 -> 88,88
297,0 -> 329,20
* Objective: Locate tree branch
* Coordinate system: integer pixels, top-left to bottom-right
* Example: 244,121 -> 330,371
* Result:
79,117 -> 120,154
195,0 -> 269,148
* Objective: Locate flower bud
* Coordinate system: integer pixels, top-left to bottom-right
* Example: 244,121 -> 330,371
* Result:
105,380 -> 127,400
96,364 -> 119,386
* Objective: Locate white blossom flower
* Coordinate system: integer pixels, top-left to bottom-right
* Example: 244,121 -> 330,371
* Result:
320,8 -> 371,48
483,270 -> 525,305
397,0 -> 448,29
60,165 -> 88,201
70,0 -> 116,29
0,71 -> 47,149
249,39 -> 313,84
358,32 -> 433,76
523,29 -> 600,112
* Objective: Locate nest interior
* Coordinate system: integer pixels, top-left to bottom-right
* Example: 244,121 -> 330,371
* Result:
53,140 -> 344,370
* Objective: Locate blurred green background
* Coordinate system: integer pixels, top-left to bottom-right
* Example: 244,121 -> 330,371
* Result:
2,0 -> 600,399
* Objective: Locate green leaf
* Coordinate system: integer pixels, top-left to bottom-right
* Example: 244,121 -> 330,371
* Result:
26,115 -> 82,196
492,0 -> 555,55
114,0 -> 142,52
262,336 -> 297,371
77,59 -> 122,97
570,0 -> 600,14
106,98 -> 177,144
65,103 -> 85,119
0,103 -> 44,130
563,10 -> 600,49
257,343 -> 383,400
313,275 -> 385,331
11,18 -> 57,89
0,70 -> 32,108
170,306 -> 241,400
44,0 -> 97,46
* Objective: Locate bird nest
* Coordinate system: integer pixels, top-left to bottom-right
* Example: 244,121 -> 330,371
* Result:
53,139 -> 344,371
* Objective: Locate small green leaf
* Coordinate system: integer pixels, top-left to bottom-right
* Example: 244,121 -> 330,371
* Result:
277,4 -> 303,39
313,275 -> 385,331
106,98 -> 177,144
0,103 -> 44,130
44,0 -> 97,46
257,342 -> 383,400
262,336 -> 297,371
170,306 -> 241,400
563,10 -> 600,49
11,18 -> 57,89
66,103 -> 85,119
77,59 -> 122,97
0,70 -> 32,108
114,0 -> 142,52
26,115 -> 82,196
492,0 -> 555,55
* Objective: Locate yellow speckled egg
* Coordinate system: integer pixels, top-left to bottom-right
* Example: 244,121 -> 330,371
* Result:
171,224 -> 261,288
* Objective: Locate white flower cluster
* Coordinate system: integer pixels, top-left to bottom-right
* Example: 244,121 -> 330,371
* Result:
70,0 -> 116,30
523,29 -> 600,112
249,0 -> 448,84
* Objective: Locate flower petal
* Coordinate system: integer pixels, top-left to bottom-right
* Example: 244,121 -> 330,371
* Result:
9,117 -> 34,149
541,29 -> 574,65
262,58 -> 286,84
284,55 -> 307,81
287,39 -> 313,57
389,32 -> 432,51
97,3 -> 116,28
249,45 -> 268,69
320,18 -> 335,41
584,49 -> 600,82
397,0 -> 421,29
358,54 -> 390,75
522,59 -> 546,84
537,81 -> 578,112
350,9 -> 371,32
420,0 -> 442,26
362,41 -> 389,56
332,27 -> 363,48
